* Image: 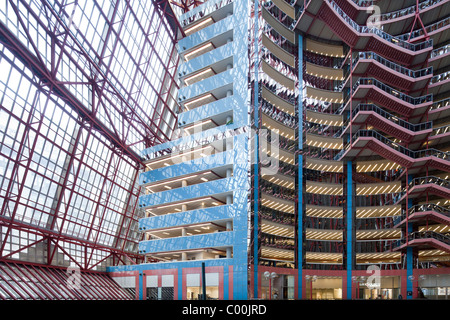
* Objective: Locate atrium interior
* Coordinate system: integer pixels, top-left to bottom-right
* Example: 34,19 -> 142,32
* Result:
0,0 -> 449,300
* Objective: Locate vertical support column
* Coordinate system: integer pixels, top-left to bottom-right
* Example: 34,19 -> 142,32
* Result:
297,33 -> 304,300
252,0 -> 260,299
346,161 -> 353,300
139,271 -> 144,300
406,174 -> 414,299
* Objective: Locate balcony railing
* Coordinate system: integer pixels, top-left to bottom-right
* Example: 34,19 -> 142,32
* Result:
353,52 -> 433,78
261,233 -> 295,250
334,130 -> 450,160
430,70 -> 450,85
376,0 -> 444,23
430,97 -> 450,111
409,176 -> 450,189
432,124 -> 450,136
260,208 -> 295,225
406,203 -> 450,219
335,104 -> 432,137
353,78 -> 433,105
328,0 -> 433,51
431,43 -> 450,59
395,231 -> 450,247
261,179 -> 297,201
261,100 -> 298,129
397,16 -> 450,41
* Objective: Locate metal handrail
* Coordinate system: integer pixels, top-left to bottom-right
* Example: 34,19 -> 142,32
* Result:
397,15 -> 450,41
353,52 -> 433,78
353,78 -> 433,105
335,104 -> 432,137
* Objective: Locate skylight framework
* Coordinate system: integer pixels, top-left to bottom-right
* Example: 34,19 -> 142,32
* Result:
0,0 -> 180,271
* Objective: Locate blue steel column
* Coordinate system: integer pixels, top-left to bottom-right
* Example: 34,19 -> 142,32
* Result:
252,0 -> 260,299
297,34 -> 304,300
346,161 -> 353,300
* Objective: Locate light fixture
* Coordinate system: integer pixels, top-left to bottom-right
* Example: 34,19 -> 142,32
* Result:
184,42 -> 214,61
184,17 -> 214,36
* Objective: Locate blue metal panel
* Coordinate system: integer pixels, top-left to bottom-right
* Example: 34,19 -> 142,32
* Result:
139,231 -> 234,254
347,161 -> 353,300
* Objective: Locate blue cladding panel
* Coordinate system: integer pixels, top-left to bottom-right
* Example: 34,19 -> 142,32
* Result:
139,231 -> 234,254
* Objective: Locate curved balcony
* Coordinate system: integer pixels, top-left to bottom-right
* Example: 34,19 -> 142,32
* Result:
306,86 -> 344,104
262,33 -> 296,69
306,204 -> 343,218
305,38 -> 345,58
339,103 -> 433,143
394,204 -> 450,229
261,179 -> 296,202
261,220 -> 295,239
356,252 -> 401,265
356,205 -> 402,219
356,181 -> 402,196
260,129 -> 296,153
356,158 -> 403,173
332,0 -> 373,23
305,157 -> 343,173
306,61 -> 344,81
261,192 -> 295,214
305,180 -> 343,196
262,60 -> 296,92
376,0 -> 449,35
351,52 -> 433,92
305,252 -> 343,265
262,86 -> 295,116
261,101 -> 298,129
306,228 -> 343,241
261,171 -> 296,190
356,229 -> 402,241
300,0 -> 433,66
349,78 -> 433,118
306,132 -> 343,150
335,130 -> 450,173
263,0 -> 297,30
260,208 -> 295,226
262,113 -> 296,141
429,70 -> 450,96
262,5 -> 296,44
430,43 -> 450,71
428,124 -> 450,149
393,231 -> 450,253
428,97 -> 450,122
399,176 -> 450,201
397,15 -> 450,44
261,233 -> 295,250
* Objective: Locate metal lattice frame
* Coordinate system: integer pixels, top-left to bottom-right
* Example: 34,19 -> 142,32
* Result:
0,0 -> 181,271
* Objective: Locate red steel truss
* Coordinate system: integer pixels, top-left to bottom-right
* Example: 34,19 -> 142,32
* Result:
0,0 -> 181,272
